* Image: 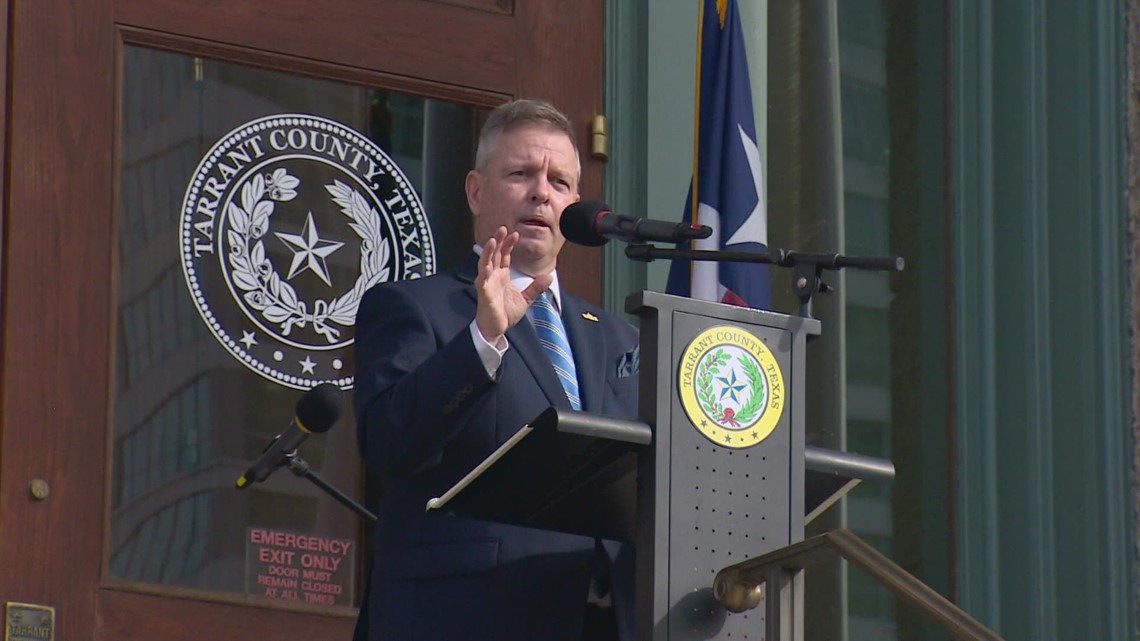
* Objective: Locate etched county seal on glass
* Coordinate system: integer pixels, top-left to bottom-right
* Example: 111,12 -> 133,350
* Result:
179,114 -> 435,390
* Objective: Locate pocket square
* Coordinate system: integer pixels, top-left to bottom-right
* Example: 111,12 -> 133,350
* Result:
616,345 -> 640,378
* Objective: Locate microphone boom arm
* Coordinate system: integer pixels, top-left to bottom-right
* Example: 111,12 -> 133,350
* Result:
624,243 -> 904,319
286,452 -> 378,523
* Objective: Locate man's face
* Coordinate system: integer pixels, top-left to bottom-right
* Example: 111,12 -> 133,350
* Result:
466,124 -> 581,275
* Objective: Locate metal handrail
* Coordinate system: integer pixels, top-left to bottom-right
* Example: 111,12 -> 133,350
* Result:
713,528 -> 1003,641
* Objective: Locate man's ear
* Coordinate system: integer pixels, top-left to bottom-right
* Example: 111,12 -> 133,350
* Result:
465,170 -> 482,216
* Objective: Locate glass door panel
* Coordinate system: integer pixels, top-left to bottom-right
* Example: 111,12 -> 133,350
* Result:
111,45 -> 478,607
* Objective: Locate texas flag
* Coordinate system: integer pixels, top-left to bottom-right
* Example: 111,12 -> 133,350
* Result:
666,0 -> 771,310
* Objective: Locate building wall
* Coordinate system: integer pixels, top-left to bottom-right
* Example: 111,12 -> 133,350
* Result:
1128,0 -> 1140,636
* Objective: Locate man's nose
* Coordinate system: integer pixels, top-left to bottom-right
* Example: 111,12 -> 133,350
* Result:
529,175 -> 551,202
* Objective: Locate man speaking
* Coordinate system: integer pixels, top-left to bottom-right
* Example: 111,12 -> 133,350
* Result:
354,99 -> 639,641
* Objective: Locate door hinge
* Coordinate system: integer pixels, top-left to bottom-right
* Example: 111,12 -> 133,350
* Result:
590,114 -> 608,161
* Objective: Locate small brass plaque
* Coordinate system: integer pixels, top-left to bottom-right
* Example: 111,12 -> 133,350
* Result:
5,603 -> 54,641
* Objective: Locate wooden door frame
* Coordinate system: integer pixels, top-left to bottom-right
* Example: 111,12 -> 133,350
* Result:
0,3 -> 116,641
112,0 -> 607,301
0,1 -> 605,639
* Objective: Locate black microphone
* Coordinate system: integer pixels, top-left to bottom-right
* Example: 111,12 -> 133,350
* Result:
560,200 -> 713,246
235,383 -> 344,489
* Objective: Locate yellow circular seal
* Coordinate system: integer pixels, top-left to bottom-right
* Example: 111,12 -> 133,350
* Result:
678,326 -> 785,448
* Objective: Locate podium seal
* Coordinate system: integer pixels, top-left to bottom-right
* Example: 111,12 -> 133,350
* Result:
678,326 -> 785,448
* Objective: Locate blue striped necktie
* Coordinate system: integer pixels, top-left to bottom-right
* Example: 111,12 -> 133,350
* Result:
531,292 -> 582,410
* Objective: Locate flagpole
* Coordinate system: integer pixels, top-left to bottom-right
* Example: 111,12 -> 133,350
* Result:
689,0 -> 705,294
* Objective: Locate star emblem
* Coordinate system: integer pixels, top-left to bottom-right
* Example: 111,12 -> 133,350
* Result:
275,212 -> 344,286
240,331 -> 257,348
716,369 -> 747,402
299,356 -> 316,374
724,124 -> 767,247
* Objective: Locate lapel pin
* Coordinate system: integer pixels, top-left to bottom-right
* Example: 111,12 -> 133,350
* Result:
581,311 -> 600,322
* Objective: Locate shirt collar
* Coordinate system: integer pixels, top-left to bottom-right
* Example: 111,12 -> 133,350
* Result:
471,245 -> 562,311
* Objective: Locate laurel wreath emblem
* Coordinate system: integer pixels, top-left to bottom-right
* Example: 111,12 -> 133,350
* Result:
225,169 -> 390,344
695,348 -> 767,427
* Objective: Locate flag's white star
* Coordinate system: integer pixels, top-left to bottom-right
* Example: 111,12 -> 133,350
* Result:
299,356 -> 316,374
724,123 -> 767,247
275,212 -> 344,286
690,124 -> 766,303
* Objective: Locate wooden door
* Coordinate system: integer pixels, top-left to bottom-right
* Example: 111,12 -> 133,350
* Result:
0,1 -> 604,639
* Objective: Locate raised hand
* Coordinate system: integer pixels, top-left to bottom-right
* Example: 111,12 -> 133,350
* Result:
474,227 -> 552,346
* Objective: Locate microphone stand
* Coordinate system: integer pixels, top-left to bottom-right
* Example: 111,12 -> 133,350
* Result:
285,451 -> 378,523
624,244 -> 904,319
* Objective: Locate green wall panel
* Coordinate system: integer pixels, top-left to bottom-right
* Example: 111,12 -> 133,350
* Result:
953,1 -> 1134,639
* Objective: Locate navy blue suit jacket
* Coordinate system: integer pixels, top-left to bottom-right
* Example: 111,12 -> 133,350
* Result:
354,254 -> 639,641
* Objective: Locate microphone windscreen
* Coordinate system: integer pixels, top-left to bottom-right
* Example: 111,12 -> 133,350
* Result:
559,200 -> 610,247
295,383 -> 344,433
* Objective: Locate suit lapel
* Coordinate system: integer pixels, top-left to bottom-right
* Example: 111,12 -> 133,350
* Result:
455,254 -> 570,409
455,254 -> 482,324
454,253 -> 480,293
560,294 -> 605,412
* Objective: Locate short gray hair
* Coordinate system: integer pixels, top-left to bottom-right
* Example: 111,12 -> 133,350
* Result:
474,99 -> 580,177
